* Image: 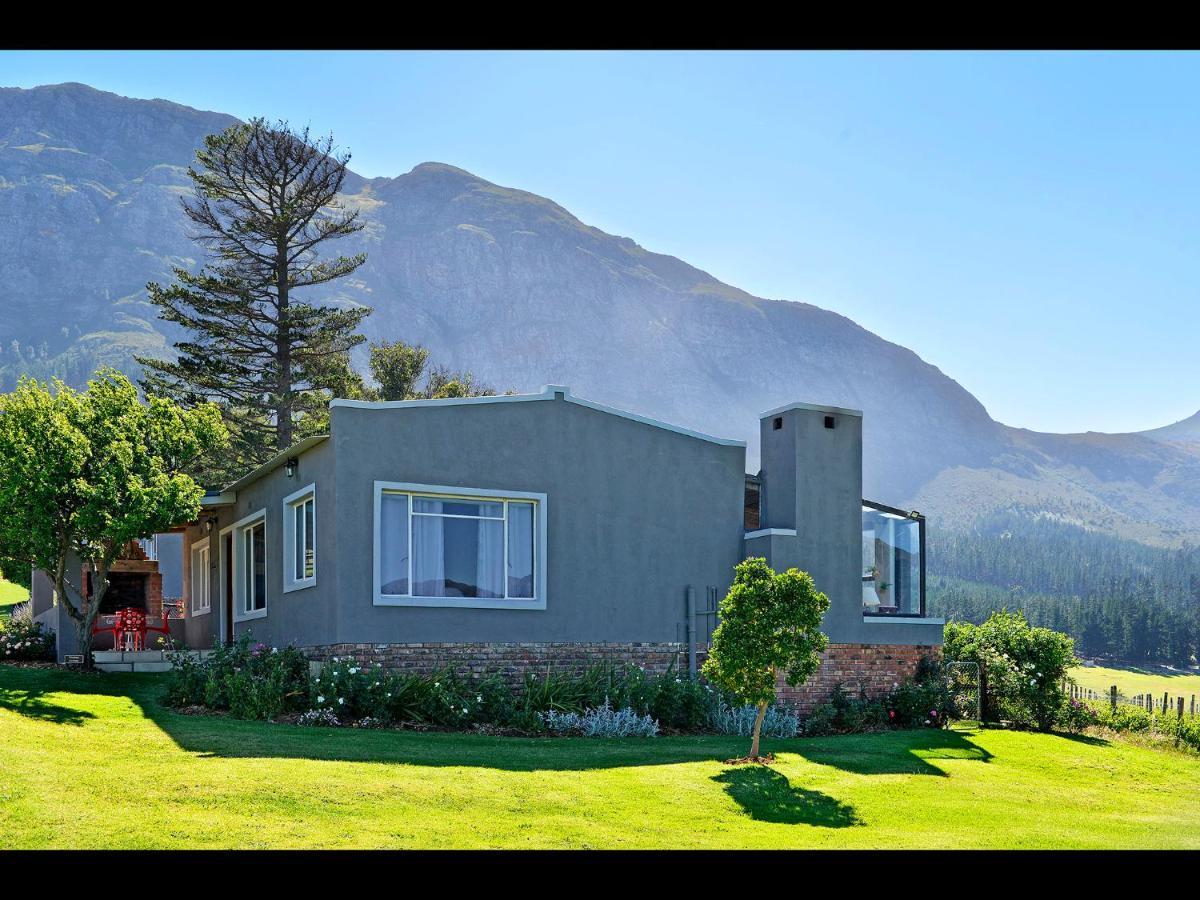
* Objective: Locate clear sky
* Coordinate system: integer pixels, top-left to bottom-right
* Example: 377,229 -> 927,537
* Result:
2,50 -> 1197,434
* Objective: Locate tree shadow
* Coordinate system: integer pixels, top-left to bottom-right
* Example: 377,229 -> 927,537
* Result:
0,686 -> 96,726
711,766 -> 861,827
798,726 -> 994,776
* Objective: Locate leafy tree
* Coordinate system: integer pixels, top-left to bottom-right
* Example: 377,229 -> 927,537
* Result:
702,558 -> 829,761
944,610 -> 1077,730
137,118 -> 371,485
367,339 -> 498,401
0,370 -> 226,666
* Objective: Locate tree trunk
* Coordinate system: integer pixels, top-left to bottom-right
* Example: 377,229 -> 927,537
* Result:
749,700 -> 768,759
275,239 -> 293,450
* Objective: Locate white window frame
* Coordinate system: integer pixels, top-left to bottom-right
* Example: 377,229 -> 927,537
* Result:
282,483 -> 317,593
232,508 -> 268,622
372,481 -> 547,610
190,537 -> 211,616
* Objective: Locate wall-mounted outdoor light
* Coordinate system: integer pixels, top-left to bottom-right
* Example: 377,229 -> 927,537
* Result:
205,516 -> 217,533
285,457 -> 299,479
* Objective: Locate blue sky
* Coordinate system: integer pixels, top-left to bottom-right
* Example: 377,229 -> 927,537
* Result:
2,50 -> 1197,434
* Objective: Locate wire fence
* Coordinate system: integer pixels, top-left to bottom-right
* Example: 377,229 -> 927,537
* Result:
1067,681 -> 1199,718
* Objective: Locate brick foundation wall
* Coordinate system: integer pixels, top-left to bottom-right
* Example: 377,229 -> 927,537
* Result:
773,643 -> 941,714
299,640 -> 940,716
299,642 -> 688,684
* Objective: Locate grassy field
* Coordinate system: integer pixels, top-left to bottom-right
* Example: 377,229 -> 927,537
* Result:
1071,663 -> 1200,701
0,576 -> 29,626
2,665 -> 1199,849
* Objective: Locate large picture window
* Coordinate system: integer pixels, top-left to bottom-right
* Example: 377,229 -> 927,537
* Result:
233,510 -> 267,620
283,484 -> 316,593
190,538 -> 210,616
862,502 -> 925,617
373,482 -> 546,609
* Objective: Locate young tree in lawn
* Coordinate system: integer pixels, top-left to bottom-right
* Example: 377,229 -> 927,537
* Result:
702,557 -> 830,762
0,370 -> 226,666
137,118 -> 371,485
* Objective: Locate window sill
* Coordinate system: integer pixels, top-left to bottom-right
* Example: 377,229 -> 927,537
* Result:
235,608 -> 268,623
283,578 -> 316,594
190,608 -> 211,618
862,615 -> 945,625
374,595 -> 546,611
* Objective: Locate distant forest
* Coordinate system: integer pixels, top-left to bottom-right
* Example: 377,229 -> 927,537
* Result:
929,512 -> 1200,665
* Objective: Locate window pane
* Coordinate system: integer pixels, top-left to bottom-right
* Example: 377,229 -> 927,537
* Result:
304,498 -> 315,579
413,496 -> 503,518
293,501 -> 305,581
252,522 -> 266,610
379,493 -> 410,595
862,508 -> 921,615
243,528 -> 252,612
507,502 -> 535,598
413,515 -> 503,598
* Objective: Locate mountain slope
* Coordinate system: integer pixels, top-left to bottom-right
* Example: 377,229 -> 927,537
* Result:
2,82 -> 1198,546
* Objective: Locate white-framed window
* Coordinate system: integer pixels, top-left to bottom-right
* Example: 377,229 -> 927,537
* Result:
232,509 -> 267,621
190,537 -> 211,616
282,483 -> 316,593
373,481 -> 547,610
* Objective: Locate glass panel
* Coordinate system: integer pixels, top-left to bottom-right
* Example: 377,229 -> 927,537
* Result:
413,515 -> 504,598
251,522 -> 266,610
304,498 -> 315,579
293,501 -> 305,581
413,496 -> 504,518
862,507 -> 922,615
243,528 -> 252,612
379,493 -> 410,595
507,501 -> 535,598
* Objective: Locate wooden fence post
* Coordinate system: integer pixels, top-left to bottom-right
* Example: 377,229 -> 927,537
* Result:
1163,692 -> 1169,714
1178,697 -> 1185,719
1192,695 -> 1196,717
1110,685 -> 1118,712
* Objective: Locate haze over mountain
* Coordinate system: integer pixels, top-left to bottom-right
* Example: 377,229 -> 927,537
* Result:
3,82 -> 1199,549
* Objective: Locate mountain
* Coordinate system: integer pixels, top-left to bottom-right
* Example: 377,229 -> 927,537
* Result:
3,82 -> 1199,549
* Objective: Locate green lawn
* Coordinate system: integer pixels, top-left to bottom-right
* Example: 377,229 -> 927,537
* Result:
0,577 -> 29,627
1071,663 -> 1200,701
2,664 -> 1199,849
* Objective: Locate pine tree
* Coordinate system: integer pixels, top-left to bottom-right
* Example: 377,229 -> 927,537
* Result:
137,118 -> 372,485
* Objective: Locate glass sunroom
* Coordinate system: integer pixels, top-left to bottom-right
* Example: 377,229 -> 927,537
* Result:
861,501 -> 925,617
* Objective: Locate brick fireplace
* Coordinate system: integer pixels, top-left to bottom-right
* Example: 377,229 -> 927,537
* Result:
82,542 -> 165,642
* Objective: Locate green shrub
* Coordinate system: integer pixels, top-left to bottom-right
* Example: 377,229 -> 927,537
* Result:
163,633 -> 310,720
944,610 -> 1076,731
0,617 -> 55,661
1090,701 -> 1200,752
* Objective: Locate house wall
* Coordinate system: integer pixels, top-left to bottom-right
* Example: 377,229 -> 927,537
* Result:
754,404 -> 942,647
324,391 -> 746,647
179,437 -> 339,650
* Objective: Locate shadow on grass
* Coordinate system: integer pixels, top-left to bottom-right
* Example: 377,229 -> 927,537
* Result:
0,686 -> 96,726
712,767 -> 861,827
0,664 -> 994,775
798,726 -> 994,776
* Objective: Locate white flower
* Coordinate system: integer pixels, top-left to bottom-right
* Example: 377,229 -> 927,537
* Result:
476,695 -> 483,703
338,697 -> 344,705
349,667 -> 359,675
316,695 -> 325,704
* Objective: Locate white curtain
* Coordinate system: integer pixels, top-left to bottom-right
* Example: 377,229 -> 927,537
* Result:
476,519 -> 503,599
413,515 -> 447,596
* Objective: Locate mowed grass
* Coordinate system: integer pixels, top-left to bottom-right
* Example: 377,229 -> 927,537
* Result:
0,577 -> 29,626
2,664 -> 1199,849
1071,663 -> 1200,701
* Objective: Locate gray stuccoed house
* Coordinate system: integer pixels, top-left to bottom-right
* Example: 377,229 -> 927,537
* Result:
35,385 -> 942,711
